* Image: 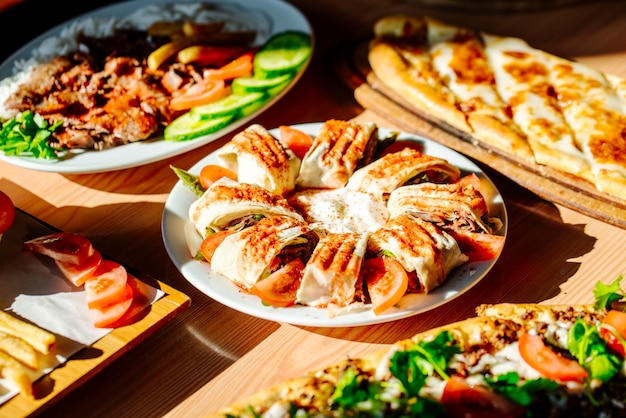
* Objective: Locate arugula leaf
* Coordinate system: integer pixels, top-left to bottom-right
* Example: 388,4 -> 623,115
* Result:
486,372 -> 559,406
390,331 -> 460,397
0,111 -> 63,159
170,165 -> 206,197
593,275 -> 625,310
568,319 -> 621,382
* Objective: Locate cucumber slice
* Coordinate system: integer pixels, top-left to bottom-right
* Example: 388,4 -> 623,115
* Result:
254,31 -> 312,79
164,112 -> 234,142
231,73 -> 292,95
191,92 -> 265,119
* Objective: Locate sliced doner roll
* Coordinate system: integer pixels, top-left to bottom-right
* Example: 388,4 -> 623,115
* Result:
189,177 -> 304,238
345,147 -> 461,201
211,215 -> 319,290
297,119 -> 378,189
216,124 -> 300,195
296,233 -> 369,312
387,181 -> 502,234
367,214 -> 467,293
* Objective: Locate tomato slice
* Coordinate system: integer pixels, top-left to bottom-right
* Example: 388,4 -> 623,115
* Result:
363,256 -> 408,315
0,190 -> 15,235
251,258 -> 305,307
203,53 -> 254,80
84,260 -> 128,309
199,164 -> 238,189
89,281 -> 134,328
24,232 -> 95,265
55,250 -> 103,287
170,79 -> 228,111
441,376 -> 525,418
200,230 -> 236,263
600,310 -> 626,356
518,333 -> 588,382
279,125 -> 313,160
447,230 -> 505,262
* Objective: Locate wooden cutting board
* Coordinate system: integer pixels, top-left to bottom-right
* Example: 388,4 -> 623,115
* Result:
334,40 -> 626,230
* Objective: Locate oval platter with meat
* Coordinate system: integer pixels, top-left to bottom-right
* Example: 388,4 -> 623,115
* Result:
0,0 -> 312,173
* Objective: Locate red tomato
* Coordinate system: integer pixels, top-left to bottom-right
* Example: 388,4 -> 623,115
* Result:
381,140 -> 424,156
0,190 -> 15,235
203,53 -> 254,80
199,164 -> 238,189
55,250 -> 103,287
89,281 -> 134,328
363,256 -> 408,315
279,125 -> 313,160
447,230 -> 505,262
84,260 -> 128,309
200,230 -> 236,263
600,310 -> 626,356
24,232 -> 95,265
251,258 -> 305,307
169,79 -> 228,111
441,376 -> 525,418
518,333 -> 588,382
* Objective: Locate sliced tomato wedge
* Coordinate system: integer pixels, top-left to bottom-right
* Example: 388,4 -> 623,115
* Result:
24,232 -> 95,265
203,53 -> 254,80
447,230 -> 505,262
55,250 -> 103,287
279,125 -> 313,160
251,258 -> 305,307
89,281 -> 134,328
199,164 -> 238,190
84,260 -> 128,309
200,230 -> 237,263
441,376 -> 525,418
363,256 -> 408,315
600,310 -> 626,356
0,190 -> 15,235
170,79 -> 228,111
518,333 -> 588,382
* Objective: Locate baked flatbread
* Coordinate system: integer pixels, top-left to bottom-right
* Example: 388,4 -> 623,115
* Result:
368,14 -> 626,200
206,293 -> 626,417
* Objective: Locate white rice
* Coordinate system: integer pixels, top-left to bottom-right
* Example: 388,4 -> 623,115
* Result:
0,2 -> 273,119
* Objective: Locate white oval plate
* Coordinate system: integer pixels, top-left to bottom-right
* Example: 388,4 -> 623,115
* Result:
0,0 -> 312,173
161,123 -> 508,327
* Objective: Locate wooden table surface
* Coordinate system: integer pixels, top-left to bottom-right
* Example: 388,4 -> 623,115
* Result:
1,0 -> 626,416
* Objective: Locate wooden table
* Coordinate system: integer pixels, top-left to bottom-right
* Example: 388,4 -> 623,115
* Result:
1,0 -> 626,416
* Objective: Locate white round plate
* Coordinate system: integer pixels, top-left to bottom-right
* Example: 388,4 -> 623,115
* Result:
161,123 -> 508,327
0,0 -> 312,173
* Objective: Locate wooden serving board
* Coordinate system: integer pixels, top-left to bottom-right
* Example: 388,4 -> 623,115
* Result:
334,41 -> 626,229
0,210 -> 191,418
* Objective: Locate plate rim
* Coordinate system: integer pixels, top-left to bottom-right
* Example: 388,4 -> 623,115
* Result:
161,122 -> 508,327
0,0 -> 313,174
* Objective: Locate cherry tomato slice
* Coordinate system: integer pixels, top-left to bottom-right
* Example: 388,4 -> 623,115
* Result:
600,310 -> 626,356
24,232 -> 95,265
441,376 -> 525,418
518,333 -> 588,382
0,190 -> 15,235
84,260 -> 128,309
55,250 -> 103,287
251,258 -> 305,307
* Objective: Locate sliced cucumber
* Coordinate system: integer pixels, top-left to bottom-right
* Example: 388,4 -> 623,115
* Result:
231,73 -> 292,95
191,92 -> 265,120
164,112 -> 234,142
254,31 -> 312,79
